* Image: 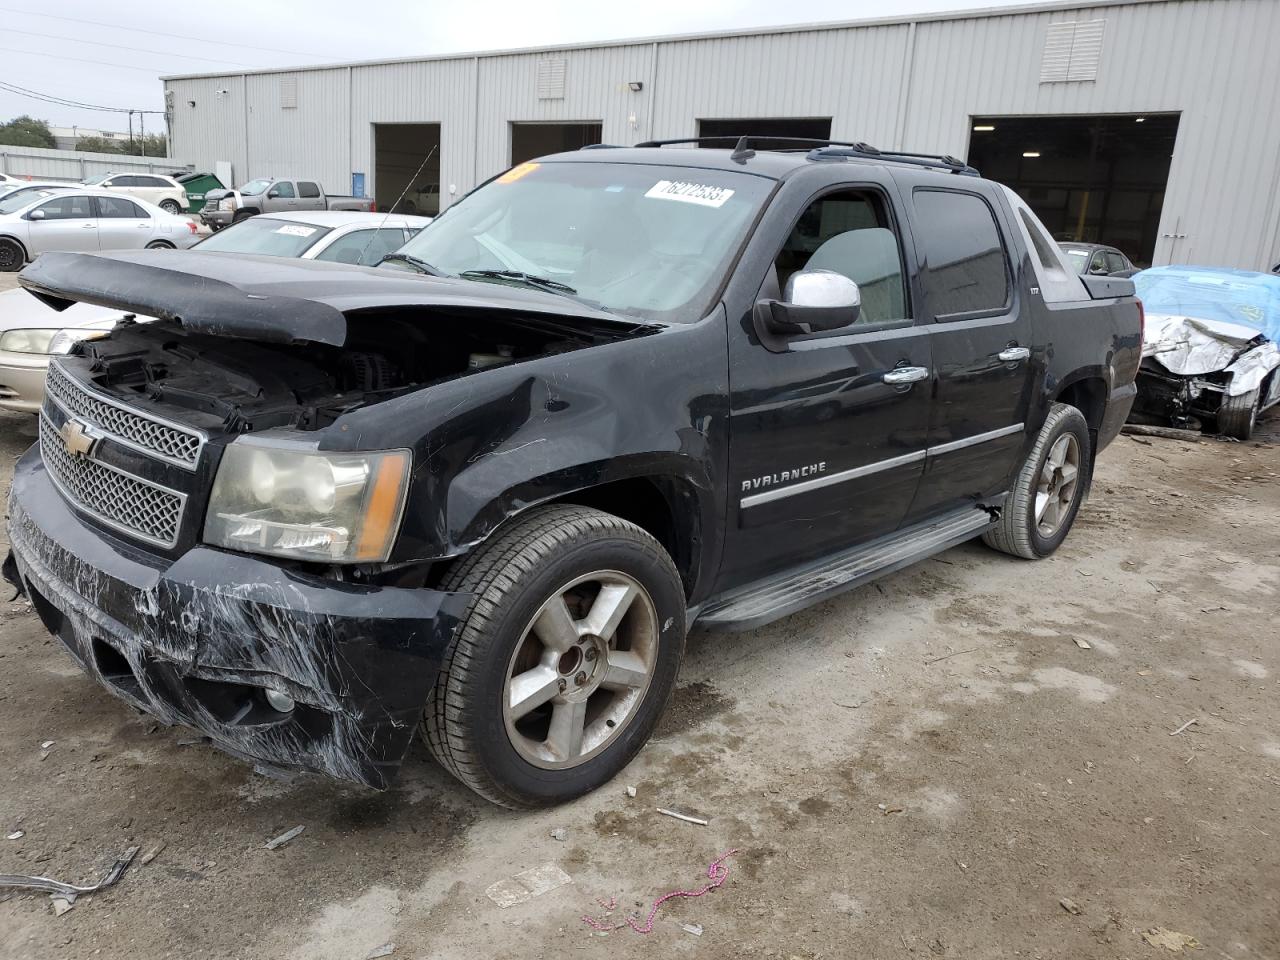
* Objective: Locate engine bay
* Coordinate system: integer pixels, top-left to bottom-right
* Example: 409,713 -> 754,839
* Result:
71,307 -> 644,435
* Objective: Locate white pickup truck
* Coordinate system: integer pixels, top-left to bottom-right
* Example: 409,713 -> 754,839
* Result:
201,177 -> 373,229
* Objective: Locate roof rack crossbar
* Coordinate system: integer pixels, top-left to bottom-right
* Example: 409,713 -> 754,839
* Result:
633,135 -> 879,151
624,135 -> 980,176
807,145 -> 980,176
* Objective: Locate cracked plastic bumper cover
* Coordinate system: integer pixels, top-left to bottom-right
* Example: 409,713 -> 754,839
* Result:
4,446 -> 468,789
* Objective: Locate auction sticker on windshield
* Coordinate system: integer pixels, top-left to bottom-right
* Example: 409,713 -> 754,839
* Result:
644,180 -> 735,208
275,224 -> 318,237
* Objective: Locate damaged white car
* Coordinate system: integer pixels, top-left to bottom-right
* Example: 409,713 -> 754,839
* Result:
1132,266 -> 1280,439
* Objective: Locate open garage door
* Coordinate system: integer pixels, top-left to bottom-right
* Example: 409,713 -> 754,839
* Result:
374,123 -> 441,216
967,113 -> 1179,267
511,123 -> 602,166
698,118 -> 832,150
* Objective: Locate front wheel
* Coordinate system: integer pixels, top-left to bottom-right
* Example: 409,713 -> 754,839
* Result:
1217,388 -> 1259,440
145,240 -> 174,250
0,237 -> 25,272
422,505 -> 686,808
983,403 -> 1091,559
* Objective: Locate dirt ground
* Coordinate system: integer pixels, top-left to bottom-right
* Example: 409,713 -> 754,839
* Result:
1,396 -> 1278,959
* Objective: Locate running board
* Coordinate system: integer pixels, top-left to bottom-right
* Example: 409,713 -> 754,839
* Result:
694,506 -> 999,632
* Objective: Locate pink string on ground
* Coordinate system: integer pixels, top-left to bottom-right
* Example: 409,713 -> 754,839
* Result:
581,849 -> 738,935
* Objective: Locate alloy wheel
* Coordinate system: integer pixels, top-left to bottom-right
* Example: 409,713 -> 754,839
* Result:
502,570 -> 658,770
1035,433 -> 1080,537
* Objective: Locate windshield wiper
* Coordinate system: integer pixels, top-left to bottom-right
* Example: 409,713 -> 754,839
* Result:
459,269 -> 579,296
377,252 -> 446,276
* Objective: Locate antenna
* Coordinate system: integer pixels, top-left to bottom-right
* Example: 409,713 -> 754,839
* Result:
357,142 -> 438,266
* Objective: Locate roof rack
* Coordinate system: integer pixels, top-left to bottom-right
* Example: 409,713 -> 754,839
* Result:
625,135 -> 980,176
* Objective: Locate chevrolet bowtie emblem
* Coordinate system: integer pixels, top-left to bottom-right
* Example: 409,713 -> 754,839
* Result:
58,418 -> 97,458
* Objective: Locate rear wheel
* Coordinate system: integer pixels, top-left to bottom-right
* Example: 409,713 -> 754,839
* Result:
1217,388 -> 1259,440
983,403 -> 1091,559
145,240 -> 174,250
159,199 -> 181,214
0,237 -> 25,272
422,505 -> 686,808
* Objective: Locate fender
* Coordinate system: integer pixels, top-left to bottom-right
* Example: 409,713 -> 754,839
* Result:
323,308 -> 733,597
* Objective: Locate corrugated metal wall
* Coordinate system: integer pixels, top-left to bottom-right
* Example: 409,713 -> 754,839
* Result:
165,0 -> 1280,270
0,144 -> 194,181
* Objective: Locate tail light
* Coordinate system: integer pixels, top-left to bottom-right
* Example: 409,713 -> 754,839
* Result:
187,221 -> 198,235
1135,297 -> 1145,345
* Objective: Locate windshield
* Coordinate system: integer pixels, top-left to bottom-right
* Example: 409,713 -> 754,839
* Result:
1135,268 -> 1280,340
1060,248 -> 1090,273
239,178 -> 272,196
390,161 -> 774,322
0,189 -> 57,215
192,217 -> 332,258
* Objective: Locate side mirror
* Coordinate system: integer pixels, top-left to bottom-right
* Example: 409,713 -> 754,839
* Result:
28,209 -> 46,220
103,181 -> 114,188
267,189 -> 280,198
762,270 -> 861,333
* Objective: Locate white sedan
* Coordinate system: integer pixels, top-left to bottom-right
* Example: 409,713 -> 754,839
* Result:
190,209 -> 431,265
0,188 -> 200,272
0,210 -> 430,412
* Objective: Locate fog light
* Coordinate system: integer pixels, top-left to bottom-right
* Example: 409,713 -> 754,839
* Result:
264,689 -> 295,713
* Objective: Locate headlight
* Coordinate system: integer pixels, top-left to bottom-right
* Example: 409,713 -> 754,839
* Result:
0,328 -> 107,355
219,199 -> 234,211
204,442 -> 411,563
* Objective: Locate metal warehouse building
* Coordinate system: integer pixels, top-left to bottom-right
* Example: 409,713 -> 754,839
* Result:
164,0 -> 1280,271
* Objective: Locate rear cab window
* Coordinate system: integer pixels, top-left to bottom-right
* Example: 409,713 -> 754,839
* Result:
911,188 -> 1011,321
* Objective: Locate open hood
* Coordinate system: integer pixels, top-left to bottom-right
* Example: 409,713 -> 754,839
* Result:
17,250 -> 647,348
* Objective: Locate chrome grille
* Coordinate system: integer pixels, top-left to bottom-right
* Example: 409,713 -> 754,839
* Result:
39,415 -> 185,547
46,362 -> 204,469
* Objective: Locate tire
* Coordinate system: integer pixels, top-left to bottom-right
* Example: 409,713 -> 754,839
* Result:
422,504 -> 686,808
0,237 -> 25,272
145,241 -> 174,250
983,403 -> 1091,560
232,209 -> 254,224
159,199 -> 181,214
1217,388 -> 1259,441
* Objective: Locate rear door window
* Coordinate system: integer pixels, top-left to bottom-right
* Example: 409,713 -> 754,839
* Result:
98,196 -> 147,218
297,181 -> 321,199
912,189 -> 1011,320
1105,251 -> 1127,273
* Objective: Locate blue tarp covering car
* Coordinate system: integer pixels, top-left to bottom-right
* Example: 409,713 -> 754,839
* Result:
1132,265 -> 1280,439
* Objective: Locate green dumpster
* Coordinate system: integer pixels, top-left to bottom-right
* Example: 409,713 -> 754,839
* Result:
174,172 -> 226,214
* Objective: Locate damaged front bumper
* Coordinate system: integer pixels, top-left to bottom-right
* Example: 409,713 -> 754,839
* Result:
5,445 -> 468,789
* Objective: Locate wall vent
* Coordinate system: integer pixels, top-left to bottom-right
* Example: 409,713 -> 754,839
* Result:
1040,19 -> 1106,83
536,58 -> 567,100
279,76 -> 298,109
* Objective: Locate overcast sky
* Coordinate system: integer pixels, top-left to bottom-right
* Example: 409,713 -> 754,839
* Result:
0,0 -> 1028,133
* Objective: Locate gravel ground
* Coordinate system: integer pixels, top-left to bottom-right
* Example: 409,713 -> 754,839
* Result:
0,371 -> 1277,959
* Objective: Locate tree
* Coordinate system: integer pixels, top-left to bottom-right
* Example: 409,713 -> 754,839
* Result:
135,133 -> 167,157
76,136 -> 124,154
0,115 -> 56,149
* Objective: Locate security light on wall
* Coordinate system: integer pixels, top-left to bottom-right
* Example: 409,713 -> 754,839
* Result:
1022,151 -> 1041,158
973,124 -> 995,132
628,81 -> 644,92
187,100 -> 196,108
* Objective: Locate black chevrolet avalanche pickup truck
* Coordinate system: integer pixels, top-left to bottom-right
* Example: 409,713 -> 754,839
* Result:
4,139 -> 1142,808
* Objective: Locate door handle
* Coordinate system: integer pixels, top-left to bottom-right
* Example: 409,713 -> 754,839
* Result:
998,345 -> 1031,362
882,366 -> 929,385
82,223 -> 96,229
137,223 -> 150,228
